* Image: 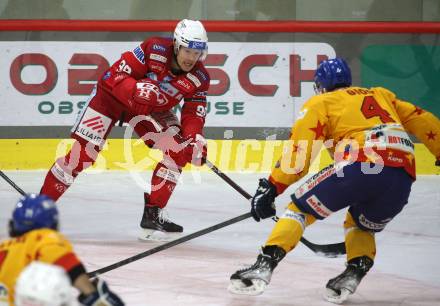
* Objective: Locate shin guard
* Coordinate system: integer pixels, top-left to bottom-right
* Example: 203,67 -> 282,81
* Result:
265,202 -> 316,252
150,162 -> 182,208
344,212 -> 376,262
40,141 -> 98,201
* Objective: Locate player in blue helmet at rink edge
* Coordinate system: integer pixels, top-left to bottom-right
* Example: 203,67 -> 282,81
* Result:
1,193 -> 125,306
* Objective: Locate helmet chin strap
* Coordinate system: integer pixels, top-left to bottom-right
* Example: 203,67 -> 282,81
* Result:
8,219 -> 19,237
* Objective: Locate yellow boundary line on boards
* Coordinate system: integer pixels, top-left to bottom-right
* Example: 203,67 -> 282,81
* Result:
0,139 -> 438,175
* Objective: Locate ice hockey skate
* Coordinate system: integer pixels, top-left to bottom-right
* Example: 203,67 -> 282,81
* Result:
324,256 -> 373,304
139,204 -> 183,242
228,246 -> 286,295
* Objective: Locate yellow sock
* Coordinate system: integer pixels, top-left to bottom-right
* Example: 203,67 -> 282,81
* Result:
265,202 -> 316,253
344,212 -> 376,261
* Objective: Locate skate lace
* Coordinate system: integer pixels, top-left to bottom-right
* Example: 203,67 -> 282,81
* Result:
158,208 -> 172,224
237,255 -> 271,273
236,264 -> 254,274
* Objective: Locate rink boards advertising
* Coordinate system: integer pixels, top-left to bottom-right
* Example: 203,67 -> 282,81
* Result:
0,41 -> 437,173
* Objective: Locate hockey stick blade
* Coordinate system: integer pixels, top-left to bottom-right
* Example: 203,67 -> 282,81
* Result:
87,212 -> 253,278
204,160 -> 346,257
0,170 -> 26,196
299,237 -> 345,258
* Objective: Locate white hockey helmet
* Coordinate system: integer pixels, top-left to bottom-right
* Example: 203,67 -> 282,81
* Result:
173,19 -> 208,61
15,262 -> 73,306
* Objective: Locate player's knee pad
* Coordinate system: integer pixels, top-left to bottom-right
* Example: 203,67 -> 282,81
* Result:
284,202 -> 316,229
50,159 -> 75,188
64,141 -> 98,173
343,211 -> 357,231
165,150 -> 189,168
265,202 -> 317,252
50,141 -> 97,184
347,206 -> 391,233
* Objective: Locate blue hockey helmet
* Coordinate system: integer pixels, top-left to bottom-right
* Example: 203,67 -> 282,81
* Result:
9,194 -> 59,237
314,57 -> 352,93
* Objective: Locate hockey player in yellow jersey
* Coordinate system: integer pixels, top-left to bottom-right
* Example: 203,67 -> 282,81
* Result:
0,193 -> 124,306
228,58 -> 440,303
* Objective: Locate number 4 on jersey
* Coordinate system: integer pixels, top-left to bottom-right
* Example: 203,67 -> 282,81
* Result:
361,96 -> 394,123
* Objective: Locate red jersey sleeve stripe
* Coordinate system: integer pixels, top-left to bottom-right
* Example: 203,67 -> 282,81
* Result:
54,252 -> 82,271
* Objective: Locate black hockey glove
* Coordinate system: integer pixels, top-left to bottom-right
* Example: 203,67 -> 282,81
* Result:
251,178 -> 277,222
78,278 -> 124,306
436,159 -> 440,167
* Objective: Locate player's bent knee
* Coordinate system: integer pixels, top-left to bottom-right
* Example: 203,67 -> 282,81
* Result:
286,202 -> 317,227
344,211 -> 357,230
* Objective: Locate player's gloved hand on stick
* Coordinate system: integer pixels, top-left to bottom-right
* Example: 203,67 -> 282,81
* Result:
131,79 -> 167,115
436,159 -> 440,167
78,278 -> 124,306
251,178 -> 277,222
183,134 -> 207,166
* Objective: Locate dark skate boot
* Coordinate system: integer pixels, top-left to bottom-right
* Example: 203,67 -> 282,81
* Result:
139,193 -> 183,241
228,245 -> 286,295
325,256 -> 374,304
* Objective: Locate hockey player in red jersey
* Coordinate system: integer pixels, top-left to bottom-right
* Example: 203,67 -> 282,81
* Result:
39,19 -> 210,240
228,58 -> 440,303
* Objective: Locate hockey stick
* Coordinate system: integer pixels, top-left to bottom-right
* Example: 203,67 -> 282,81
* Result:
0,170 -> 26,196
204,160 -> 346,257
87,161 -> 343,277
0,168 -> 256,277
87,212 -> 253,278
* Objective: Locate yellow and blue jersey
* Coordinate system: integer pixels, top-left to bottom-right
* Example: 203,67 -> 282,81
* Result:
270,87 -> 440,194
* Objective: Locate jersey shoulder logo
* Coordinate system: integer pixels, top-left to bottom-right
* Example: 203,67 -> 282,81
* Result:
132,46 -> 145,64
152,44 -> 167,53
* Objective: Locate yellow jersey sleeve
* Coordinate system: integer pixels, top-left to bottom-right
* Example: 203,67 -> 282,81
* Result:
393,98 -> 440,161
270,96 -> 328,194
0,229 -> 82,306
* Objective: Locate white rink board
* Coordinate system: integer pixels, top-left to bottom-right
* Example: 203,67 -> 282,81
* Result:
0,41 -> 335,128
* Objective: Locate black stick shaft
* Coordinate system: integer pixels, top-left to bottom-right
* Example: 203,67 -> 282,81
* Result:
87,212 -> 252,278
204,160 -> 346,256
204,160 -> 252,200
0,170 -> 26,196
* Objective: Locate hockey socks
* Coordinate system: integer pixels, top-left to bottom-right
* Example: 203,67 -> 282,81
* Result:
265,202 -> 316,252
40,141 -> 98,201
40,162 -> 75,201
149,162 -> 181,208
344,212 -> 376,261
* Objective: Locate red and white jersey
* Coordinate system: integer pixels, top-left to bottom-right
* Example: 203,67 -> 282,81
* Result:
99,37 -> 210,138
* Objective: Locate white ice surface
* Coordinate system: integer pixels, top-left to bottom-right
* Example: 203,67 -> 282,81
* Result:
1,170 -> 439,305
